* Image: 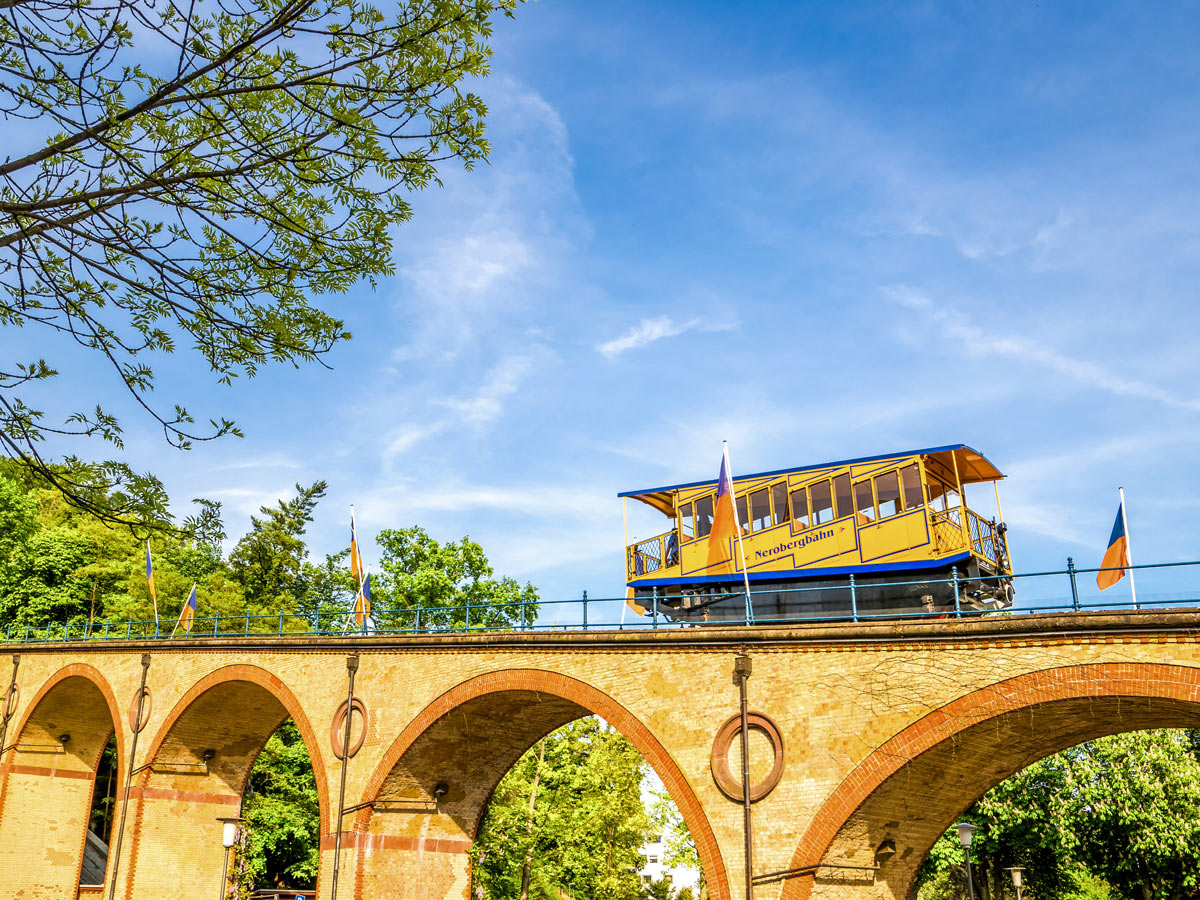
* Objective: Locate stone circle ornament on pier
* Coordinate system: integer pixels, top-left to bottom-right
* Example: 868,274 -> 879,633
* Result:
2,682 -> 17,722
331,697 -> 369,759
710,711 -> 785,802
127,686 -> 152,733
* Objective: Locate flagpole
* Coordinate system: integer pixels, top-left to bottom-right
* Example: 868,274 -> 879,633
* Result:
147,540 -> 159,629
361,568 -> 370,635
725,441 -> 755,625
1120,487 -> 1137,609
347,505 -> 364,634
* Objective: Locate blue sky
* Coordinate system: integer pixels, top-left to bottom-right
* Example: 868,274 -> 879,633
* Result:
17,1 -> 1200,612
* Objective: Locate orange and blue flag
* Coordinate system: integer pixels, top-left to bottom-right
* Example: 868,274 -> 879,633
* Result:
349,507 -> 364,583
1097,502 -> 1129,590
176,584 -> 198,634
145,540 -> 156,601
353,571 -> 372,629
707,447 -> 740,572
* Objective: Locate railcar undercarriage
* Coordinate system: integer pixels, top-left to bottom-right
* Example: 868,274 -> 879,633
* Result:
633,558 -> 1014,624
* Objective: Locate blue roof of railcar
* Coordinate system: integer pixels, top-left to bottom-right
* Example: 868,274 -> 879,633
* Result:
617,444 -> 1002,498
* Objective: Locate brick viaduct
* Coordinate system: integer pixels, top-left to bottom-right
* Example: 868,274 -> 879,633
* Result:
2,610 -> 1200,900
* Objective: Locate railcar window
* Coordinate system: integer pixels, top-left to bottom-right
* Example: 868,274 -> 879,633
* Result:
696,495 -> 714,537
926,478 -> 952,512
811,480 -> 834,525
736,494 -> 750,533
749,488 -> 771,531
875,471 -> 901,519
854,480 -> 875,522
771,483 -> 790,526
900,465 -> 923,510
681,502 -> 695,541
791,487 -> 810,529
833,474 -> 852,519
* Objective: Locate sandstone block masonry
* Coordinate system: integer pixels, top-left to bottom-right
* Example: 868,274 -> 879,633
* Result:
0,611 -> 1199,900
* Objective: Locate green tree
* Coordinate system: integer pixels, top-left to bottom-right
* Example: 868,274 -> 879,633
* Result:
650,789 -> 703,889
1063,731 -> 1200,900
473,718 -> 649,900
243,720 -> 320,890
649,788 -> 704,900
297,548 -> 358,630
228,481 -> 327,615
374,526 -> 538,631
0,0 -> 519,528
0,470 -> 241,632
917,730 -> 1200,900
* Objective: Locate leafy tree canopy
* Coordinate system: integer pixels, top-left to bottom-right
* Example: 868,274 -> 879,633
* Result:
649,787 -> 704,898
374,525 -> 538,631
243,719 -> 321,889
473,717 -> 650,900
0,469 -> 539,638
228,480 -> 327,611
917,729 -> 1200,900
0,0 -> 518,528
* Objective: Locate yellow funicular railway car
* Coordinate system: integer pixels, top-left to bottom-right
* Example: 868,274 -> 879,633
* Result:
619,444 -> 1014,623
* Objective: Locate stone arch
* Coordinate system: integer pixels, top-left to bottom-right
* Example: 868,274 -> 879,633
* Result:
780,662 -> 1200,900
121,664 -> 329,900
0,663 -> 125,896
351,668 -> 729,900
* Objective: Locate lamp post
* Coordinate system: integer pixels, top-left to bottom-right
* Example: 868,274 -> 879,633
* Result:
954,823 -> 977,900
1006,867 -> 1026,900
216,816 -> 245,900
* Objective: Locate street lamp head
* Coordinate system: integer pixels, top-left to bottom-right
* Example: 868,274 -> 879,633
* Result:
1006,867 -> 1025,888
217,816 -> 245,849
954,822 -> 977,849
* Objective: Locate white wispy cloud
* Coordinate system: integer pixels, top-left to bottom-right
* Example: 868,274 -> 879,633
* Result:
442,355 -> 535,425
198,485 -> 300,521
353,475 -> 624,580
389,80 -> 583,363
204,453 -> 302,472
596,315 -> 737,359
381,352 -> 540,465
885,285 -> 1200,412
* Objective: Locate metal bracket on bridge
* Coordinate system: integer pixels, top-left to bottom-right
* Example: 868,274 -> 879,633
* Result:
340,798 -> 439,817
132,748 -> 215,776
4,733 -> 71,755
342,783 -> 448,818
752,862 -> 879,886
3,742 -> 66,755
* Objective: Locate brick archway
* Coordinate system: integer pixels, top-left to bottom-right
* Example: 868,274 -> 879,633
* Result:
780,662 -> 1200,900
122,664 -> 330,900
0,663 -> 125,896
351,668 -> 730,900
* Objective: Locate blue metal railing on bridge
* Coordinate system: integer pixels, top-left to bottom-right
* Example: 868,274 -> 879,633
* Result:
2,559 -> 1199,644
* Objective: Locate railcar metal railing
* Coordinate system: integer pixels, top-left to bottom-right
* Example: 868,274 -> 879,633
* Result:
2,559 -> 1199,644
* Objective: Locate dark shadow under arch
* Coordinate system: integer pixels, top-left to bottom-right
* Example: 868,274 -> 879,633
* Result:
120,664 -> 329,899
353,668 -> 730,900
0,664 -> 125,893
781,662 -> 1200,900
